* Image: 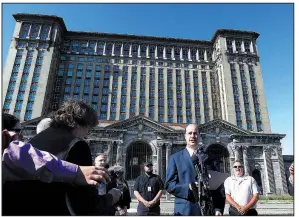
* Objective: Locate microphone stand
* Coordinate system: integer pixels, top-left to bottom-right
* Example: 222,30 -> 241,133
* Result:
194,154 -> 215,216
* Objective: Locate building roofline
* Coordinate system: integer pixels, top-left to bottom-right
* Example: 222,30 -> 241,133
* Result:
13,13 -> 67,33
211,29 -> 260,42
12,13 -> 260,45
66,31 -> 213,45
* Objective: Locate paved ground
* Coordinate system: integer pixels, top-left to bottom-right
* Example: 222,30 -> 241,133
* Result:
127,199 -> 294,216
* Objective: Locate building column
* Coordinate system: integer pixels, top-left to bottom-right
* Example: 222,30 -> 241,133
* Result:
231,142 -> 241,160
242,146 -> 250,176
232,40 -> 236,53
116,141 -> 123,164
276,146 -> 289,194
120,43 -> 124,56
250,41 -> 254,53
94,41 -> 98,53
37,24 -> 42,38
27,23 -> 32,38
146,45 -> 149,58
103,42 -> 106,56
106,141 -> 113,165
188,48 -> 191,61
241,40 -> 245,52
171,46 -> 175,60
263,146 -> 276,194
204,49 -> 207,61
129,44 -> 132,57
111,43 -> 115,56
156,142 -> 163,176
166,143 -> 172,200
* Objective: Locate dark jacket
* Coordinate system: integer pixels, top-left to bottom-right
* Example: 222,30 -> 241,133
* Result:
106,174 -> 131,215
2,127 -> 114,215
207,162 -> 226,214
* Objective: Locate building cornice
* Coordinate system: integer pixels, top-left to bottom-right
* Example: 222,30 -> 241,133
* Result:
12,14 -> 260,46
65,31 -> 213,46
211,29 -> 260,42
13,13 -> 67,33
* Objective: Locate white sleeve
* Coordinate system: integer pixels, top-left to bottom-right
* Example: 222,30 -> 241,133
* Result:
251,177 -> 259,195
224,177 -> 231,195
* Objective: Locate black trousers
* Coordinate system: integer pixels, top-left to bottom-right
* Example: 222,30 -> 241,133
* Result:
137,205 -> 160,216
229,206 -> 258,216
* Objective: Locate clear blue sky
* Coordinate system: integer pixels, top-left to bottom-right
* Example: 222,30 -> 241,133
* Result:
2,3 -> 294,155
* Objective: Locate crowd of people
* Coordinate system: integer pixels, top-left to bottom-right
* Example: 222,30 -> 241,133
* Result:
2,99 -> 294,216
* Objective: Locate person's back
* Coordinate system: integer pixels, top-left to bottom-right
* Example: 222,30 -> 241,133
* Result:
2,100 -> 106,215
3,127 -> 89,215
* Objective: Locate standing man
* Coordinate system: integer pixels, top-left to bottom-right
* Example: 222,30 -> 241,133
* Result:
165,124 -> 222,216
134,162 -> 164,215
224,160 -> 259,216
165,124 -> 202,216
95,154 -> 106,167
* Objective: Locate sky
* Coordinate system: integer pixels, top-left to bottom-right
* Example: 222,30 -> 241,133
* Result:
2,3 -> 294,155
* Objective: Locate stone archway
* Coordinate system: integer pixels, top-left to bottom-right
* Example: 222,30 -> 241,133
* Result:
125,141 -> 153,180
252,169 -> 263,194
205,144 -> 230,173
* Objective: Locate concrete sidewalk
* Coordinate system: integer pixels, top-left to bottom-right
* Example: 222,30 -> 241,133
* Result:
127,200 -> 294,216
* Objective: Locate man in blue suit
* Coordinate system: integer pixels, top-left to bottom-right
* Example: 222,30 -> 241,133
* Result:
165,124 -> 222,216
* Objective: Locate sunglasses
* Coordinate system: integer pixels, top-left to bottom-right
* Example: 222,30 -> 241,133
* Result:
233,166 -> 243,169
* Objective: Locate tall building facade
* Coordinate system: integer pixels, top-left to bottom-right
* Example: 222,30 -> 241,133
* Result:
4,14 -> 289,196
3,13 -> 270,133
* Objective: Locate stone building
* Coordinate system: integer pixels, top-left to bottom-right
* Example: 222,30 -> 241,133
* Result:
3,13 -> 290,196
22,115 -> 288,196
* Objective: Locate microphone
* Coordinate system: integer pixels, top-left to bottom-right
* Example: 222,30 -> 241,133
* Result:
103,163 -> 110,169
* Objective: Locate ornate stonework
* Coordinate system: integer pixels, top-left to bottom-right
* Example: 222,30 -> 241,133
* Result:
21,116 -> 288,195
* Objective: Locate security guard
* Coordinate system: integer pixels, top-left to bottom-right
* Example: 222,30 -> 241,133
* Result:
133,162 -> 164,216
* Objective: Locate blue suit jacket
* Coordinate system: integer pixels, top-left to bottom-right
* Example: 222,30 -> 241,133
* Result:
165,148 -> 201,216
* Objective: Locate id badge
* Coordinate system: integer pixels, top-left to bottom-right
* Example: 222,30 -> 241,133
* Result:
148,186 -> 152,192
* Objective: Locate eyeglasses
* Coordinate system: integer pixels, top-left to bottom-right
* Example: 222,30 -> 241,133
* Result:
233,166 -> 243,169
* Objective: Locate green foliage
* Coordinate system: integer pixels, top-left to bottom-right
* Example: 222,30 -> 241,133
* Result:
260,194 -> 294,200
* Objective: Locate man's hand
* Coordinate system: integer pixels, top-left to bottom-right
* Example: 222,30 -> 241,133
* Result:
108,188 -> 122,205
119,209 -> 126,216
239,206 -> 249,215
74,166 -> 111,187
234,205 -> 243,214
143,200 -> 151,207
148,200 -> 156,207
215,211 -> 222,216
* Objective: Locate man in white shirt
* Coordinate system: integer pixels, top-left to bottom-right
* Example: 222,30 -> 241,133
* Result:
224,160 -> 259,215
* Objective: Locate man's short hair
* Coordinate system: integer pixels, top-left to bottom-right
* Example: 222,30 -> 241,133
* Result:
233,160 -> 243,166
184,123 -> 199,134
2,113 -> 20,131
36,118 -> 52,134
95,153 -> 105,160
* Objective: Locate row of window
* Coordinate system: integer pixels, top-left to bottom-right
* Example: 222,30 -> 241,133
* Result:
23,51 -> 44,120
14,50 -> 35,117
226,38 -> 253,53
19,23 -> 51,40
62,40 -> 213,61
239,64 -> 253,131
